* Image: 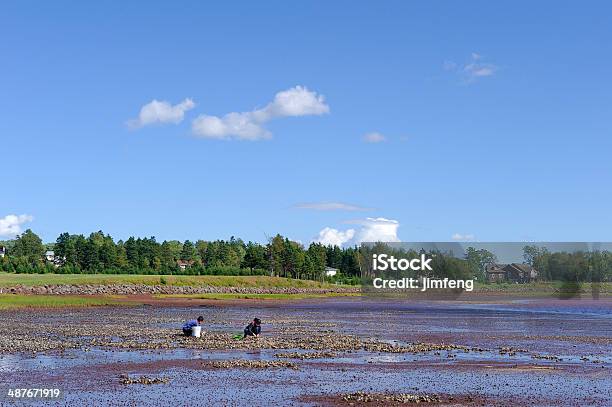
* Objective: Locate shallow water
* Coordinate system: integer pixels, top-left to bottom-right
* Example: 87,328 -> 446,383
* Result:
0,297 -> 610,406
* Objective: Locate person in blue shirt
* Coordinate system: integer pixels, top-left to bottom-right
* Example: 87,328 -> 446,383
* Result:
243,318 -> 261,339
182,316 -> 204,336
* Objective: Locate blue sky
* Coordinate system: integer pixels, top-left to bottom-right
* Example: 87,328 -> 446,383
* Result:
1,1 -> 611,245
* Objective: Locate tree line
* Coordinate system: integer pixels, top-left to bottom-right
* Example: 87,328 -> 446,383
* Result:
522,245 -> 612,282
0,229 -> 361,282
2,231 -> 610,283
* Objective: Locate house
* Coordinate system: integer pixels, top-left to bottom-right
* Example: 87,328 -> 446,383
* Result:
44,250 -> 55,262
485,264 -> 506,283
486,263 -> 538,283
53,256 -> 66,267
42,250 -> 64,267
325,267 -> 339,277
0,246 -> 6,258
503,263 -> 538,283
177,259 -> 194,271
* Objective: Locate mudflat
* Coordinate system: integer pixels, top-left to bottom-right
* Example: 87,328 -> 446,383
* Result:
0,297 -> 610,406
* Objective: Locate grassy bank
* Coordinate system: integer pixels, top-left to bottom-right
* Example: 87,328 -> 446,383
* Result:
0,294 -> 129,310
475,281 -> 612,295
0,273 -> 344,289
154,292 -> 359,301
1,273 -> 608,297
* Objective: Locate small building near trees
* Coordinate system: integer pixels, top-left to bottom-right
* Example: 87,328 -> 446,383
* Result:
486,263 -> 538,283
43,250 -> 65,267
325,267 -> 339,277
486,264 -> 506,283
177,259 -> 194,271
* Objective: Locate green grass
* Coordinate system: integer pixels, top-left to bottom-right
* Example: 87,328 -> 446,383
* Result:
0,273 -> 346,289
0,294 -> 128,310
153,292 -> 360,300
475,281 -> 612,293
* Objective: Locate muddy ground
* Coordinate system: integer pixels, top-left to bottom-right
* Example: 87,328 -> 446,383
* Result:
0,297 -> 610,406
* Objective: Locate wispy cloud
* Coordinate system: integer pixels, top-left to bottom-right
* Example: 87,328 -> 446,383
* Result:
463,53 -> 497,79
127,98 -> 195,129
0,214 -> 34,237
314,217 -> 400,247
445,53 -> 497,83
293,202 -> 371,211
192,86 -> 329,140
363,132 -> 386,143
451,233 -> 475,241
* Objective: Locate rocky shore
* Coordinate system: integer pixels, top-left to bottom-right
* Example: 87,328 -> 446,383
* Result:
2,281 -> 609,298
119,374 -> 169,385
342,392 -> 441,404
0,305 -> 490,355
205,360 -> 298,370
0,300 -> 609,406
1,283 -> 359,296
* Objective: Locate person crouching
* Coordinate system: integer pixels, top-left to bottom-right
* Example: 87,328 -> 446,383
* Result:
182,315 -> 204,336
243,318 -> 261,339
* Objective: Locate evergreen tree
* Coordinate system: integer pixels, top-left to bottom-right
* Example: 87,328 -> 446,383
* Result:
180,240 -> 195,261
11,229 -> 44,264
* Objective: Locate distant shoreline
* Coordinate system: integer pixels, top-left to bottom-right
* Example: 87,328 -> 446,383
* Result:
0,272 -> 609,311
0,273 -> 609,293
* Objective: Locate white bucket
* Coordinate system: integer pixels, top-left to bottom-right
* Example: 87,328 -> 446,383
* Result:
191,325 -> 202,338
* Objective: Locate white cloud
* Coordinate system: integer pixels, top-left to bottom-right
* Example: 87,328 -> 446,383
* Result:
314,227 -> 356,247
192,112 -> 271,140
293,202 -> 370,211
0,214 -> 34,237
313,217 -> 400,247
350,217 -> 400,243
451,233 -> 475,241
261,86 -> 330,119
192,86 -> 329,140
127,98 -> 195,129
363,132 -> 386,143
446,53 -> 497,82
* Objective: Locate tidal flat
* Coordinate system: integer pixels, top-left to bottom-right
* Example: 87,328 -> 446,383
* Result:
0,297 -> 610,406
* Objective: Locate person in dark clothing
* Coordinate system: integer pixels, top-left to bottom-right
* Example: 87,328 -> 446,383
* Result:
182,315 -> 204,336
243,318 -> 261,339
